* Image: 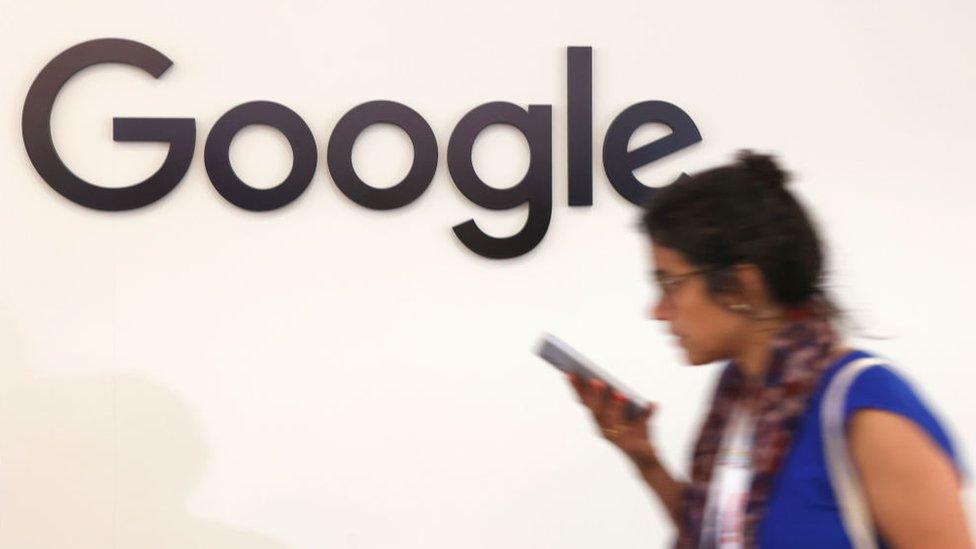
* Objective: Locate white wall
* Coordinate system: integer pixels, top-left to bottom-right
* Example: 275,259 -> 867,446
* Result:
1,1 -> 974,547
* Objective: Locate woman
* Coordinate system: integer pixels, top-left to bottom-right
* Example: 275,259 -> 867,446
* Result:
567,152 -> 972,548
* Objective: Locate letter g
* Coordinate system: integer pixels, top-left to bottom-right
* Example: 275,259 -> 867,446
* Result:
22,38 -> 195,211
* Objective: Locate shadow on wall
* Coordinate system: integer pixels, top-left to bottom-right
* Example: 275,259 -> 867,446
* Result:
0,325 -> 290,548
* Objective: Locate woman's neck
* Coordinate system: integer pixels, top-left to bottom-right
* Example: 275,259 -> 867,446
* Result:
735,317 -> 788,384
734,312 -> 848,388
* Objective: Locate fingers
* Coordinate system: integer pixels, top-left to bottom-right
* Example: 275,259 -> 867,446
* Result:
566,374 -> 624,423
627,402 -> 657,426
603,391 -> 628,428
565,374 -> 658,444
566,373 -> 585,399
567,374 -> 610,414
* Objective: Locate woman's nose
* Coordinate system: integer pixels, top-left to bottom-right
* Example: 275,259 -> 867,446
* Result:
651,296 -> 669,321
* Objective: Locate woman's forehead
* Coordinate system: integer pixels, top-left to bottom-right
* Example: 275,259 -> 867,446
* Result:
650,244 -> 693,272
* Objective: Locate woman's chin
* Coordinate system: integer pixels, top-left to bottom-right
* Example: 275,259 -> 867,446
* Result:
674,337 -> 712,366
681,345 -> 712,366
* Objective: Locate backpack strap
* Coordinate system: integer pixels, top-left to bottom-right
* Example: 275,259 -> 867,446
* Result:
821,356 -> 886,549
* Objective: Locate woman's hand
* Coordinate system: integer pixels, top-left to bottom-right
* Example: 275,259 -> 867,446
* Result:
565,373 -> 686,526
566,373 -> 659,469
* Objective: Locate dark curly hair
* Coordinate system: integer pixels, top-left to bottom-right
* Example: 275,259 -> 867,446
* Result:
641,150 -> 833,313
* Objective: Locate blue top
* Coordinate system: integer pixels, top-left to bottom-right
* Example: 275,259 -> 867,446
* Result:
757,350 -> 961,548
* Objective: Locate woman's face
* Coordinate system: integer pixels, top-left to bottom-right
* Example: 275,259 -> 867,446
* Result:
649,244 -> 750,365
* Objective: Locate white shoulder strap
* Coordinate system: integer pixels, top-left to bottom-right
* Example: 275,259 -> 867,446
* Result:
821,356 -> 887,549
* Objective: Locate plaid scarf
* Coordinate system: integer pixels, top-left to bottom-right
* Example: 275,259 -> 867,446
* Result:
675,309 -> 839,548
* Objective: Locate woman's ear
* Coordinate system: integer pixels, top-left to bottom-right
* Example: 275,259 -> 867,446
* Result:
717,264 -> 770,314
735,264 -> 768,302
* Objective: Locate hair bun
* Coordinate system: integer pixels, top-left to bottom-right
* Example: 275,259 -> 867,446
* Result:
736,150 -> 789,190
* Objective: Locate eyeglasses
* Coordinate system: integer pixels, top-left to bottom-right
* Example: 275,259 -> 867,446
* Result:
652,268 -> 716,301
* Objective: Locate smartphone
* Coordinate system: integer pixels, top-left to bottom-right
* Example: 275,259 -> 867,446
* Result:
535,333 -> 650,420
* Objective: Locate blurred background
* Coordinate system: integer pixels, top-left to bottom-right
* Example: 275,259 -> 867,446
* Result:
1,1 -> 974,546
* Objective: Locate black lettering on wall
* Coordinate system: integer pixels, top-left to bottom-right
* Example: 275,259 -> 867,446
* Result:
602,101 -> 701,205
327,101 -> 437,210
22,38 -> 195,211
204,101 -> 317,211
567,46 -> 592,206
448,102 -> 552,259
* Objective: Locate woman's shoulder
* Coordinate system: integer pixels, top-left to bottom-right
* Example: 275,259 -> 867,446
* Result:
826,349 -> 961,470
825,349 -> 935,415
